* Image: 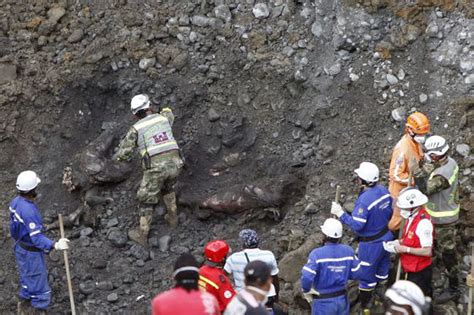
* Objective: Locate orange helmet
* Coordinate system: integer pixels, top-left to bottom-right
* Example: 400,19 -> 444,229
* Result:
204,240 -> 230,263
406,112 -> 430,134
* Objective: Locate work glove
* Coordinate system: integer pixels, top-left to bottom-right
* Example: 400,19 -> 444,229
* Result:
382,240 -> 399,254
331,202 -> 344,218
303,292 -> 313,304
54,238 -> 70,251
467,274 -> 474,287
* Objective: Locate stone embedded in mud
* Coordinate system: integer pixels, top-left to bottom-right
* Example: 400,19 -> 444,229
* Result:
311,21 -> 323,38
456,143 -> 470,157
208,108 -> 220,122
253,3 -> 270,19
139,57 -> 156,70
68,29 -> 84,43
79,280 -> 96,295
159,235 -> 171,252
107,292 -> 119,303
419,93 -> 428,103
108,229 -> 128,248
386,73 -> 399,85
0,64 -> 17,84
214,5 -> 232,23
47,6 -> 66,24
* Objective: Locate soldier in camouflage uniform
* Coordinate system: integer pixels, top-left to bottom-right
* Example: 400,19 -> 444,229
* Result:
114,94 -> 183,245
414,135 -> 461,303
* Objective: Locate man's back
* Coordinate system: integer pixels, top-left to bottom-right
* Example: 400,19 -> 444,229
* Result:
151,287 -> 220,315
224,289 -> 268,315
224,248 -> 278,292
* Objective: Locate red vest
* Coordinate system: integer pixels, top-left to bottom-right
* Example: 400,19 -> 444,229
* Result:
400,208 -> 433,273
199,265 -> 236,312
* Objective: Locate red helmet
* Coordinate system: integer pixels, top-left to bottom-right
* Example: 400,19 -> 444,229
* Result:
204,240 -> 230,263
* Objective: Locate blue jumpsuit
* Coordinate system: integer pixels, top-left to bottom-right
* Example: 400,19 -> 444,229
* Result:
340,185 -> 393,290
9,196 -> 55,310
301,242 -> 361,315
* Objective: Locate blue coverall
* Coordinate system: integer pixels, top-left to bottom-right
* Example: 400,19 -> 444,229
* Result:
301,242 -> 361,315
9,196 -> 55,310
339,184 -> 393,290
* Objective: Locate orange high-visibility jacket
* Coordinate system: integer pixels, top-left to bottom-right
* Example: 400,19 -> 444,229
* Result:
388,134 -> 423,231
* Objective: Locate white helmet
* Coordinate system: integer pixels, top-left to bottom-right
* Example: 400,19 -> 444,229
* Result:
385,280 -> 429,315
396,188 -> 428,209
320,218 -> 343,239
354,162 -> 379,183
130,94 -> 150,115
424,135 -> 449,156
16,170 -> 41,192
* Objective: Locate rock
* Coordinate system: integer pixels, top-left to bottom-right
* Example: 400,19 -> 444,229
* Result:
107,293 -> 119,303
386,73 -> 399,85
327,63 -> 341,76
214,5 -> 231,23
139,57 -> 156,70
0,64 -> 17,84
191,16 -> 211,27
419,93 -> 428,104
349,73 -> 360,82
456,144 -> 470,157
68,29 -> 84,43
172,52 -> 188,70
107,229 -> 127,248
208,108 -> 220,122
81,227 -> 94,237
159,235 -> 171,252
253,3 -> 270,19
279,234 -> 323,283
465,74 -> 474,86
47,6 -> 66,24
106,217 -> 119,228
97,281 -> 114,291
397,69 -> 406,80
304,203 -> 318,214
391,107 -> 406,122
79,280 -> 95,295
311,21 -> 323,38
129,244 -> 150,261
85,52 -> 104,64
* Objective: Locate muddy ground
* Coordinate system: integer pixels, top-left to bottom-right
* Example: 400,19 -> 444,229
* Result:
0,0 -> 472,314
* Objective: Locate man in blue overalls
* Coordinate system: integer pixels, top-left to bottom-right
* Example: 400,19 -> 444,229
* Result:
9,170 -> 70,314
301,218 -> 361,315
331,162 -> 393,314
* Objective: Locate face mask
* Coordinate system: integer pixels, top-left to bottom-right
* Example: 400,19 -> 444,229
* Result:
414,135 -> 426,144
423,153 -> 433,164
400,210 -> 412,219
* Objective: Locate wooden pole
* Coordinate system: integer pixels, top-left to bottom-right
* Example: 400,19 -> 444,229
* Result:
468,244 -> 474,315
335,185 -> 341,204
58,214 -> 76,315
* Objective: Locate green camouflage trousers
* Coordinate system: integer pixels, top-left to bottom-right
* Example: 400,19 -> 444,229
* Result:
434,224 -> 461,287
137,153 -> 182,206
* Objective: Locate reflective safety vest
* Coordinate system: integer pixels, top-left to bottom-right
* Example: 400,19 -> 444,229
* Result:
133,113 -> 179,158
425,157 -> 460,225
400,208 -> 433,273
198,265 -> 235,312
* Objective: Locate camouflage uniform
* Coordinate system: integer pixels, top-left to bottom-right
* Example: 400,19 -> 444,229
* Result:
415,159 -> 461,291
115,108 -> 183,244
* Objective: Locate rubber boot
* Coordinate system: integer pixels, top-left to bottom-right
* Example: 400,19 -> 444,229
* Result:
163,192 -> 178,228
128,215 -> 152,246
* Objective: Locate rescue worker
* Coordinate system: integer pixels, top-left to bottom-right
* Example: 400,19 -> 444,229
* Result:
114,94 -> 183,245
300,218 -> 361,315
225,260 -> 273,315
151,253 -> 220,315
383,188 -> 433,297
388,112 -> 430,231
331,162 -> 393,313
10,170 -> 70,314
224,229 -> 280,310
199,240 -> 236,312
414,135 -> 461,302
384,280 -> 430,315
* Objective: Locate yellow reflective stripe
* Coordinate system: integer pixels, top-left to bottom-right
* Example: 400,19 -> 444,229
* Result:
139,141 -> 178,156
134,115 -> 168,130
425,206 -> 460,218
199,275 -> 219,289
448,165 -> 459,185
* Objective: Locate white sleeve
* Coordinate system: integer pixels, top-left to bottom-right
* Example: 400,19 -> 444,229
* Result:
223,255 -> 233,274
270,253 -> 279,275
416,219 -> 433,247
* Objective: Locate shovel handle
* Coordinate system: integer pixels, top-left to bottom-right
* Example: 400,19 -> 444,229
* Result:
58,214 -> 76,315
335,185 -> 341,203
